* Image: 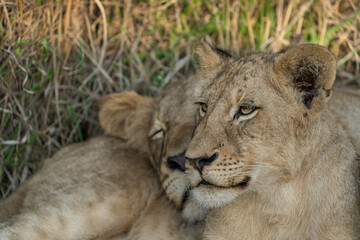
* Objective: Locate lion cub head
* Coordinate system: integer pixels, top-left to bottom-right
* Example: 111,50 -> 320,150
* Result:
98,77 -> 200,211
185,40 -> 336,208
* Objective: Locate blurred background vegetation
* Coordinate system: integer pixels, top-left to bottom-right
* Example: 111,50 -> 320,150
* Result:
0,0 -> 359,198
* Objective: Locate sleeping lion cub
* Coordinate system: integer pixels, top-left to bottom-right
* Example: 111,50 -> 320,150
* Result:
185,40 -> 360,239
0,76 -> 202,239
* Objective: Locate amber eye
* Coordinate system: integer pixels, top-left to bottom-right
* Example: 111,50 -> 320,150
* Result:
240,105 -> 255,115
199,103 -> 207,117
234,105 -> 257,119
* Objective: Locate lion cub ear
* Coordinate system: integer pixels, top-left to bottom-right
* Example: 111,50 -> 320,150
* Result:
273,44 -> 336,114
195,36 -> 233,78
99,92 -> 156,152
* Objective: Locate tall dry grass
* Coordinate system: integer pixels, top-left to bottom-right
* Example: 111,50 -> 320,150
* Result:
0,0 -> 359,198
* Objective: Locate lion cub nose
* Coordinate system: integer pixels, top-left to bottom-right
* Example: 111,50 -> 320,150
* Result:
186,152 -> 218,172
167,151 -> 186,172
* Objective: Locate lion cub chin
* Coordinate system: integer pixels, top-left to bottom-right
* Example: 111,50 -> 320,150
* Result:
185,39 -> 360,239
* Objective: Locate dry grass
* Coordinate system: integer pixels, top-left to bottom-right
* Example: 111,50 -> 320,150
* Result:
0,0 -> 359,198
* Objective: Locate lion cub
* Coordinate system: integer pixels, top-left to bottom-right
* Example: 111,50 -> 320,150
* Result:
185,40 -> 360,239
0,76 -> 202,239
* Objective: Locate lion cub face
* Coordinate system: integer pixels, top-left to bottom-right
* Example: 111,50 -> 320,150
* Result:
147,76 -> 200,208
99,76 -> 200,209
185,42 -> 336,208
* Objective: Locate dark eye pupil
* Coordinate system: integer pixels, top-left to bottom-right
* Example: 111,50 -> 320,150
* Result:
202,104 -> 207,112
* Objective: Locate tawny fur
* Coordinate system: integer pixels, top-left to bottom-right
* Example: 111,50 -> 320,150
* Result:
99,92 -> 155,153
185,41 -> 360,240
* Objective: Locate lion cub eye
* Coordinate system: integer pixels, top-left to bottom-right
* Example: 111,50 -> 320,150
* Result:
149,119 -> 166,141
234,105 -> 258,119
150,129 -> 165,140
199,103 -> 207,117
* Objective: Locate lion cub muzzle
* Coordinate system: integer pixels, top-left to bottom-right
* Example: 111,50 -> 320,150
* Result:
186,150 -> 252,189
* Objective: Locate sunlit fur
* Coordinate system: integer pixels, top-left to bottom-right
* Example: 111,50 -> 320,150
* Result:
186,42 -> 360,239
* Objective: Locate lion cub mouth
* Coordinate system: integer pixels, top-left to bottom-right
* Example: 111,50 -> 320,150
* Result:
199,176 -> 251,189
